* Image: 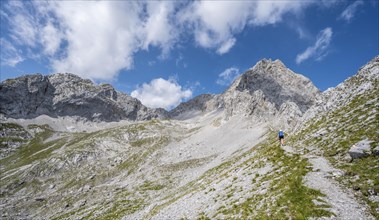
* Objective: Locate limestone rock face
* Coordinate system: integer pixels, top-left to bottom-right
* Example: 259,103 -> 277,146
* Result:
227,59 -> 320,113
0,73 -> 167,122
171,59 -> 320,127
302,56 -> 379,123
169,94 -> 221,118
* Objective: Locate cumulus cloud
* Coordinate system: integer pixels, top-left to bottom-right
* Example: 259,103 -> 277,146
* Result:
339,0 -> 364,22
216,38 -> 236,55
1,1 -> 179,81
216,67 -> 240,86
49,1 -> 144,80
0,38 -> 24,67
1,1 -> 335,80
131,78 -> 192,110
296,27 -> 333,64
179,1 -> 313,54
179,1 -> 251,53
1,1 -> 62,57
142,1 -> 178,57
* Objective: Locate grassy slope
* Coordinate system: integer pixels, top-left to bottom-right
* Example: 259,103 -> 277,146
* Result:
287,84 -> 379,218
145,131 -> 332,219
0,120 -> 178,219
1,118 -> 334,219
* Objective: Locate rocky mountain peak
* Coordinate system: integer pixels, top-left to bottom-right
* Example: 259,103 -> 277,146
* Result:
169,58 -> 321,128
225,58 -> 320,114
251,58 -> 287,72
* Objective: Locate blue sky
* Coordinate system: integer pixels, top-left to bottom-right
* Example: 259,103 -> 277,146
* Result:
1,0 -> 378,110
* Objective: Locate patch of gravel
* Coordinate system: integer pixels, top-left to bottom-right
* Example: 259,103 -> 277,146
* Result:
3,115 -> 133,132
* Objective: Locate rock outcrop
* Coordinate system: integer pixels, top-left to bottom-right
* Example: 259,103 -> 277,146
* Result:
348,140 -> 373,159
0,73 -> 168,122
0,123 -> 32,158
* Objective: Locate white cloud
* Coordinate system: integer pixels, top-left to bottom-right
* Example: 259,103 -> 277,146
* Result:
216,67 -> 240,86
48,1 -> 144,80
6,4 -> 38,47
131,78 -> 192,110
142,1 -> 178,58
339,0 -> 364,22
179,1 -> 314,55
1,1 -> 337,79
1,1 -> 179,81
249,1 -> 310,26
41,22 -> 62,56
296,27 -> 333,64
179,1 -> 250,52
0,38 -> 24,67
216,38 -> 236,55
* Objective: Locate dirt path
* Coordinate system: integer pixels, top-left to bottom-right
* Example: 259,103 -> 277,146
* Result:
281,145 -> 374,219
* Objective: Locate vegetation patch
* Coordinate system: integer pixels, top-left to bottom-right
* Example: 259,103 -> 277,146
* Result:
139,180 -> 165,191
288,86 -> 379,218
212,133 -> 332,219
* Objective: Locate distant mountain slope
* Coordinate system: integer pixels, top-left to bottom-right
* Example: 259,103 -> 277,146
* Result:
0,73 -> 167,122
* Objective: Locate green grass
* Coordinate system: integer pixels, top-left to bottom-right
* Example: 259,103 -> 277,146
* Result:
139,180 -> 165,191
0,124 -> 66,174
0,122 -> 24,130
96,197 -> 144,219
146,131 -> 332,219
288,85 -> 379,218
213,133 -> 332,219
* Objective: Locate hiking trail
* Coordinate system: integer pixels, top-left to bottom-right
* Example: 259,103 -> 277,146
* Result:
281,145 -> 374,219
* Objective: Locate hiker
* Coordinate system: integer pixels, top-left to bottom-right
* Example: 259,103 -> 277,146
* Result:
278,130 -> 284,146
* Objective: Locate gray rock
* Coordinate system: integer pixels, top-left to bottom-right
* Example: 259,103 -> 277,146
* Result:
301,56 -> 379,125
229,59 -> 320,113
373,145 -> 379,156
171,59 -> 320,123
0,123 -> 32,159
169,94 -> 220,118
343,154 -> 353,163
0,73 -> 168,122
348,140 -> 373,159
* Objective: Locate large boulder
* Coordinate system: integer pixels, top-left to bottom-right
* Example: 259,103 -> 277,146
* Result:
348,140 -> 373,159
373,145 -> 379,156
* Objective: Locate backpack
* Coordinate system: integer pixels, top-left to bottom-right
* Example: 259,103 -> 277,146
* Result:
278,131 -> 284,138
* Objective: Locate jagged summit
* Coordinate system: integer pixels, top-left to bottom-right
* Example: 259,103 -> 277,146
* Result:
0,73 -> 167,122
227,58 -> 320,113
249,58 -> 286,71
171,58 -> 320,127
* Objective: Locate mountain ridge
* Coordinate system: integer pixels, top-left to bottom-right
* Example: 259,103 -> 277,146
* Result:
1,56 -> 377,130
0,73 -> 168,122
0,56 -> 378,219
